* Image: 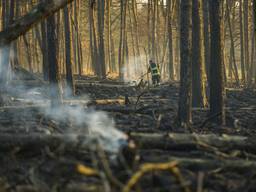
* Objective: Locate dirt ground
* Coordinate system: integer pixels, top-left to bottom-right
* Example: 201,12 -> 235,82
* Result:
0,77 -> 256,192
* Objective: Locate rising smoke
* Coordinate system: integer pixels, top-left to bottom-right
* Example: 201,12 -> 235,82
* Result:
123,55 -> 149,83
0,46 -> 128,153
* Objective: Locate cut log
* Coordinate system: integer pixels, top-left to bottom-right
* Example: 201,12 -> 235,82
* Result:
0,133 -> 255,155
0,0 -> 74,46
95,105 -> 175,114
0,134 -> 95,152
130,132 -> 256,153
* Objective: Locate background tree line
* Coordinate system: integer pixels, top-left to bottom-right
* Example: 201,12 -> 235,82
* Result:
0,0 -> 254,83
0,0 -> 255,126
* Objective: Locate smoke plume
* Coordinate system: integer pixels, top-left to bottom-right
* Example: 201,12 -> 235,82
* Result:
0,46 -> 127,153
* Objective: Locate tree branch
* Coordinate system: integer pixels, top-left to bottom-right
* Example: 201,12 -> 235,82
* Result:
0,0 -> 74,46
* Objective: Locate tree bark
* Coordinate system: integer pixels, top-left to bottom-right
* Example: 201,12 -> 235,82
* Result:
192,0 -> 208,108
226,1 -> 239,85
118,0 -> 127,81
130,132 -> 256,153
244,0 -> 249,82
46,13 -> 62,107
167,0 -> 174,80
239,0 -> 246,82
202,0 -> 210,81
209,0 -> 225,125
97,0 -> 106,79
64,6 -> 75,97
178,0 -> 192,127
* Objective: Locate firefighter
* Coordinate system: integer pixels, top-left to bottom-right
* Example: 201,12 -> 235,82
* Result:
148,59 -> 160,86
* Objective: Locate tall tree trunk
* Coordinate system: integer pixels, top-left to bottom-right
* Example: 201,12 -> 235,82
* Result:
0,0 -> 14,93
178,0 -> 192,127
151,0 -> 157,60
167,0 -> 174,80
202,0 -> 210,81
175,0 -> 180,80
64,5 -> 75,97
251,0 -> 256,84
47,13 -> 62,107
118,0 -> 127,81
226,1 -> 239,85
192,0 -> 208,108
244,0 -> 249,82
97,0 -> 106,79
240,0 -> 246,82
131,0 -> 141,77
41,20 -> 49,80
209,0 -> 225,125
106,0 -> 112,73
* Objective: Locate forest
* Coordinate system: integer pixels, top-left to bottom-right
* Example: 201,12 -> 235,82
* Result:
0,0 -> 256,191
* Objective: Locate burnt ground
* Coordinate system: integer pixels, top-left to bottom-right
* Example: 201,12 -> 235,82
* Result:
0,77 -> 256,192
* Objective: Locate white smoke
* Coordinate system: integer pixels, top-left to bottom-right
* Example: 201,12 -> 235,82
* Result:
123,55 -> 149,83
0,45 -> 128,153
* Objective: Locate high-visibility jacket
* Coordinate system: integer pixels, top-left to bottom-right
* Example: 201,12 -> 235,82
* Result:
149,63 -> 160,77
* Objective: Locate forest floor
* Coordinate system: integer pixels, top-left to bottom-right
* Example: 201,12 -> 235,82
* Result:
0,73 -> 256,192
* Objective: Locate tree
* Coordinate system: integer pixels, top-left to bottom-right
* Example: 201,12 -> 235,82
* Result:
41,19 -> 49,81
47,12 -> 62,107
0,0 -> 14,94
64,5 -> 75,97
97,0 -> 106,78
89,0 -> 98,75
178,0 -> 192,127
202,0 -> 210,80
239,0 -> 246,82
192,0 -> 208,108
209,0 -> 225,125
167,0 -> 174,80
118,0 -> 128,81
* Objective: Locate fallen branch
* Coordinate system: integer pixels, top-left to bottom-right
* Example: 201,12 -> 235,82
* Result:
0,0 -> 74,46
0,133 -> 255,155
122,161 -> 190,192
130,132 -> 256,153
0,133 -> 97,153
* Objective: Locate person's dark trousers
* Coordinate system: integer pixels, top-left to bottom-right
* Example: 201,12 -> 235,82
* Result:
152,75 -> 160,85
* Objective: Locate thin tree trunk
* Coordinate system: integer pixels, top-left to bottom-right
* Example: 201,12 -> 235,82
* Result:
202,0 -> 210,81
240,0 -> 246,82
64,5 -> 75,97
41,20 -> 49,81
192,0 -> 208,108
118,0 -> 127,81
244,0 -> 249,82
167,0 -> 174,80
97,0 -> 106,79
226,1 -> 239,85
